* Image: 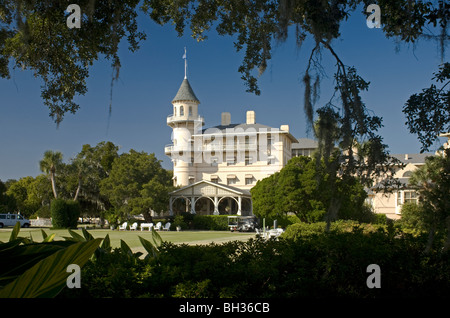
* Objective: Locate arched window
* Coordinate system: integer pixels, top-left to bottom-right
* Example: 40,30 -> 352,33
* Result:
189,106 -> 193,116
402,171 -> 413,178
174,106 -> 177,116
180,106 -> 184,116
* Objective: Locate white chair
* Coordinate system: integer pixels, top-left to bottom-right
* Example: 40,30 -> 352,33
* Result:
154,222 -> 162,231
163,222 -> 171,231
118,222 -> 128,231
129,222 -> 138,231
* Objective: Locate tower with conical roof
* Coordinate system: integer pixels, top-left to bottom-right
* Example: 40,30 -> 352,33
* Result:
165,53 -> 204,187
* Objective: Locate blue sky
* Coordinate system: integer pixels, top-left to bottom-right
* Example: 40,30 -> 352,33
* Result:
0,6 -> 447,181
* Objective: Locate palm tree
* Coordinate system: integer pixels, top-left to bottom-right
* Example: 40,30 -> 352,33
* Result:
39,150 -> 63,199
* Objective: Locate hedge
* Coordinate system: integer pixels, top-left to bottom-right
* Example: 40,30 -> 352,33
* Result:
51,199 -> 80,229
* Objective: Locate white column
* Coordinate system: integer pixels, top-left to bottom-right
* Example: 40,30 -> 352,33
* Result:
237,196 -> 242,215
213,196 -> 219,215
191,196 -> 196,214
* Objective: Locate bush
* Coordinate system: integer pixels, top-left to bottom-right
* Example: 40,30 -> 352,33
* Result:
57,225 -> 450,298
192,215 -> 229,231
51,199 -> 80,229
171,215 -> 188,230
399,202 -> 428,232
37,205 -> 51,218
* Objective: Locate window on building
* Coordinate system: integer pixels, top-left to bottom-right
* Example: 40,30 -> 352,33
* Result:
267,158 -> 275,165
211,177 -> 218,183
180,106 -> 184,116
397,190 -> 418,205
227,178 -> 237,185
245,178 -> 253,185
404,191 -> 417,204
189,106 -> 192,116
402,171 -> 413,178
227,157 -> 236,166
245,156 -> 252,165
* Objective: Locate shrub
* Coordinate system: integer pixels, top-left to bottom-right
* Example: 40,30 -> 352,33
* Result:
192,215 -> 229,230
171,215 -> 188,230
37,205 -> 51,218
51,199 -> 80,229
399,202 -> 428,232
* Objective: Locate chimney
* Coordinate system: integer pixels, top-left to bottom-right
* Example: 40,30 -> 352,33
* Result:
221,112 -> 231,126
280,125 -> 289,133
404,154 -> 409,160
246,110 -> 255,124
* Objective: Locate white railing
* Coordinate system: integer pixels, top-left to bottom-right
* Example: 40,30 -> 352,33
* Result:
167,114 -> 204,124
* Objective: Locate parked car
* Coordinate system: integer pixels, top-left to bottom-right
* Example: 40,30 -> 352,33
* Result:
0,213 -> 31,228
227,216 -> 258,232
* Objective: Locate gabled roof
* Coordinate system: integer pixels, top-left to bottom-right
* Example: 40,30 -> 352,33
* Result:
170,179 -> 251,197
172,79 -> 200,104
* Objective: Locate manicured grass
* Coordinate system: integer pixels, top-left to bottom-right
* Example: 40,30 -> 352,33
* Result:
0,227 -> 256,251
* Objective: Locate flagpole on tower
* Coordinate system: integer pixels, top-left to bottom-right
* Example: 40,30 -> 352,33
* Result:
183,47 -> 187,79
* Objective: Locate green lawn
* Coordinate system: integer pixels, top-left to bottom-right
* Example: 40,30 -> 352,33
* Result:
0,227 -> 256,252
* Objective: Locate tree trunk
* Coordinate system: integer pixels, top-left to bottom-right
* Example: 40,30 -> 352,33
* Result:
424,225 -> 436,254
326,197 -> 341,232
50,173 -> 58,199
73,176 -> 81,201
143,210 -> 153,223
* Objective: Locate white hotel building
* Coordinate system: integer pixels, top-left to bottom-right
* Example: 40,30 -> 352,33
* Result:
164,74 -> 448,220
164,76 -> 302,216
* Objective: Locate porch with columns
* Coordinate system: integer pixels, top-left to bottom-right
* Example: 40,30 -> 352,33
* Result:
169,180 -> 253,216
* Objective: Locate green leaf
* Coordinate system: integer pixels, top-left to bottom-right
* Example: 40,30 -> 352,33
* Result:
9,222 -> 21,242
40,229 -> 48,240
43,233 -> 56,243
0,241 -> 71,287
0,238 -> 102,298
151,227 -> 163,247
100,234 -> 110,250
68,229 -> 85,242
120,239 -> 132,256
82,228 -> 94,241
138,236 -> 159,259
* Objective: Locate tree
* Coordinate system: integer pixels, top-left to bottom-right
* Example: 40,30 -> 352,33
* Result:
72,141 -> 119,212
0,0 -> 145,125
0,179 -> 16,213
39,150 -> 63,199
1,1 -> 447,125
403,62 -> 450,152
251,156 -> 368,224
52,141 -> 119,223
409,149 -> 450,253
100,150 -> 173,222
